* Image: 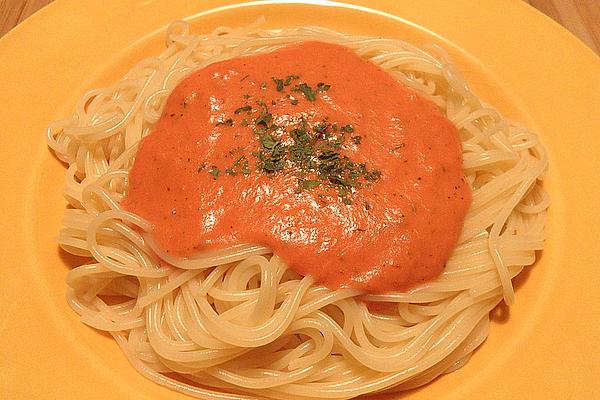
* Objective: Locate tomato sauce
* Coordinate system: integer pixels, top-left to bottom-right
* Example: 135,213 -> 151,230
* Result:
122,41 -> 471,293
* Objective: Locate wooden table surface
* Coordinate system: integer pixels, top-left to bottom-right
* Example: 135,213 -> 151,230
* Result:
1,0 -> 599,55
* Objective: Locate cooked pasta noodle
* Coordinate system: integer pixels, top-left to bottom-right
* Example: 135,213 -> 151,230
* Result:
47,20 -> 548,399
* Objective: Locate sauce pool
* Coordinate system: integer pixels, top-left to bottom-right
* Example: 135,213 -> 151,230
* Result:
122,41 -> 471,293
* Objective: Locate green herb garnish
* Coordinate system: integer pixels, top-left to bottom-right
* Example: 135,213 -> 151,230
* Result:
317,82 -> 331,92
234,105 -> 252,114
284,75 -> 299,85
294,83 -> 317,101
212,79 -> 380,204
260,134 -> 278,150
225,155 -> 250,176
340,124 -> 354,133
364,169 -> 382,181
313,120 -> 330,135
254,101 -> 273,126
297,179 -> 321,192
272,77 -> 284,92
209,166 -> 220,180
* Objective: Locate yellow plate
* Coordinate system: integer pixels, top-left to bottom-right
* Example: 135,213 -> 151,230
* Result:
1,0 -> 599,398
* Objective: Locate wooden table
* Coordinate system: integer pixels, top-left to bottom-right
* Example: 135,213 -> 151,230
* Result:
1,0 -> 599,55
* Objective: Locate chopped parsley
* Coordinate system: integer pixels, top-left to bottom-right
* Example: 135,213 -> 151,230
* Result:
297,179 -> 321,192
272,75 -> 300,92
252,105 -> 381,202
294,83 -> 317,101
203,75 -> 382,205
340,124 -> 354,133
234,105 -> 252,114
260,133 -> 278,150
284,75 -> 299,85
272,77 -> 284,92
225,155 -> 250,176
254,101 -> 273,126
364,169 -> 382,181
209,166 -> 220,179
313,120 -> 330,136
316,82 -> 331,92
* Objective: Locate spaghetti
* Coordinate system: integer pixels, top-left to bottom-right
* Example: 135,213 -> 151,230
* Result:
47,20 -> 548,399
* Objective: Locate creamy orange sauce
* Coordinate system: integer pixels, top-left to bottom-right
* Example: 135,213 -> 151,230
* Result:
122,41 -> 471,293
